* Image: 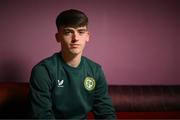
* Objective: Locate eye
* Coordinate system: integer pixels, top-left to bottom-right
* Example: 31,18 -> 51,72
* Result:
78,30 -> 86,35
63,30 -> 72,35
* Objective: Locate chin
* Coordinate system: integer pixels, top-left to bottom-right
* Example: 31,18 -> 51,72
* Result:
70,50 -> 82,56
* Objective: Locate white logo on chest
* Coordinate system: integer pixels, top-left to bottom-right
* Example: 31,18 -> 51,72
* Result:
57,80 -> 64,87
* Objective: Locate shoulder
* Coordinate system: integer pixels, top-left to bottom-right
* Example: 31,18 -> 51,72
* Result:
82,57 -> 107,86
82,56 -> 101,68
82,56 -> 103,75
32,53 -> 60,71
30,53 -> 60,90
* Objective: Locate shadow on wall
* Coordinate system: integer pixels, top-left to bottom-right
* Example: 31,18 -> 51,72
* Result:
0,59 -> 24,82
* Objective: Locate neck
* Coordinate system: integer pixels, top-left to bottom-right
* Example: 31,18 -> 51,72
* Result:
61,51 -> 82,68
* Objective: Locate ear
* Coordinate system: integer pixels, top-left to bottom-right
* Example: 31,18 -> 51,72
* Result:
55,33 -> 61,43
86,31 -> 90,42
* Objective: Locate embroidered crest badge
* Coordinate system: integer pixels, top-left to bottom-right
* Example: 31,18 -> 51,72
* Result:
84,77 -> 96,91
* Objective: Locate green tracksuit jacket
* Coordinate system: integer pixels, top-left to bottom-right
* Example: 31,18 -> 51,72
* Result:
29,52 -> 116,119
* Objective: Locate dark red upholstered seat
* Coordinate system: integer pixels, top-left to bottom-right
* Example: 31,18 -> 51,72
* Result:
0,82 -> 180,119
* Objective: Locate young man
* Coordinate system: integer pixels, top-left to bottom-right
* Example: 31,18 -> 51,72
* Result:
29,9 -> 116,119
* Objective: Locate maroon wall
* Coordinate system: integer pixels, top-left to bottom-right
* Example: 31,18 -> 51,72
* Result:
0,0 -> 179,85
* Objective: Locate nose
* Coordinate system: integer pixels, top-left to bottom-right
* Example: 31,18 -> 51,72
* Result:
72,32 -> 79,42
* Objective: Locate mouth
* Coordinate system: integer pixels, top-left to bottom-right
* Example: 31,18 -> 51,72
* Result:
70,44 -> 80,49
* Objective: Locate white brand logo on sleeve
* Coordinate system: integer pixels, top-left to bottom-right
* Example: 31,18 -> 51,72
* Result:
57,80 -> 64,87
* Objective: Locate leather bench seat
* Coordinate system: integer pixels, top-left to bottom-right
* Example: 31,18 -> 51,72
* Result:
109,85 -> 180,112
0,82 -> 180,119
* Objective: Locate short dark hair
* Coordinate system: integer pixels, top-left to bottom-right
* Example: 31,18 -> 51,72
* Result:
56,9 -> 88,31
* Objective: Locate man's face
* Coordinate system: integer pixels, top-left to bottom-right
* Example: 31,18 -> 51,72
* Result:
56,26 -> 90,56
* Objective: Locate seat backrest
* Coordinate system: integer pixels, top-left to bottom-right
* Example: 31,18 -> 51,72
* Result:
0,82 -> 30,118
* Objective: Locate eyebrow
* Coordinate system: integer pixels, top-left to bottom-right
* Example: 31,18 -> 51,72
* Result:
63,28 -> 87,31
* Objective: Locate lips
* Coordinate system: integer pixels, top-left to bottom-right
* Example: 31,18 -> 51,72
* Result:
70,44 -> 80,48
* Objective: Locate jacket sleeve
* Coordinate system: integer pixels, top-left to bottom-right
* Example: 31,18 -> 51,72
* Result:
29,65 -> 55,119
92,67 -> 116,119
